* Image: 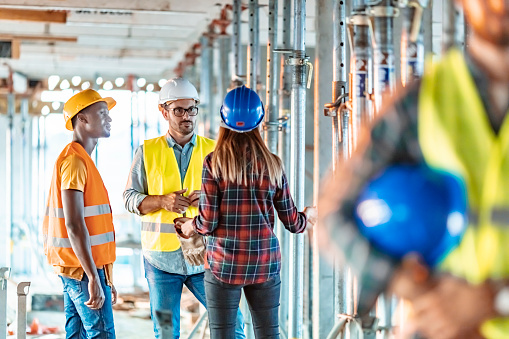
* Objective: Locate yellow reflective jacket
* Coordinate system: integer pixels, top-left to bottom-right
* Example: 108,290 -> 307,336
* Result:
141,135 -> 215,253
419,49 -> 509,338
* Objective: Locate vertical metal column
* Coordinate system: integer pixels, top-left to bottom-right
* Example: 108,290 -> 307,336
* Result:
347,2 -> 372,148
442,0 -> 455,52
16,282 -> 30,339
219,35 -> 231,96
247,0 -> 259,92
265,0 -> 279,154
5,93 -> 15,269
314,0 -> 337,337
369,0 -> 397,113
232,0 -> 244,84
200,36 -> 212,136
0,268 -> 11,339
401,2 -> 426,87
278,0 -> 292,334
288,0 -> 309,337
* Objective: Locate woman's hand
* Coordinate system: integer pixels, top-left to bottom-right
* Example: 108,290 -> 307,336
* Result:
181,219 -> 196,238
302,206 -> 317,225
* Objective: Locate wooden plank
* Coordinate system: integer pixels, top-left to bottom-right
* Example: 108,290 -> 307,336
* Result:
0,8 -> 66,23
0,34 -> 77,42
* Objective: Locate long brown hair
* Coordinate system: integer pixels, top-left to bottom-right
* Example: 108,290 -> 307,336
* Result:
211,127 -> 283,187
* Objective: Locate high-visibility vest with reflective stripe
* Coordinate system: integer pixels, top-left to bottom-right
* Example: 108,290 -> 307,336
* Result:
42,142 -> 116,267
419,49 -> 509,338
141,135 -> 215,252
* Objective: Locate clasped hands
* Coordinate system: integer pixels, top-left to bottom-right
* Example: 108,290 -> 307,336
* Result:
160,188 -> 201,214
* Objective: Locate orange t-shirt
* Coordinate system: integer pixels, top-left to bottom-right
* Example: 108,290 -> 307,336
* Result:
54,154 -> 113,285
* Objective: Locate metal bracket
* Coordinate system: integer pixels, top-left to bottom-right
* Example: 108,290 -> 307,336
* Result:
285,56 -> 314,89
368,6 -> 400,17
324,93 -> 350,117
16,282 -> 30,339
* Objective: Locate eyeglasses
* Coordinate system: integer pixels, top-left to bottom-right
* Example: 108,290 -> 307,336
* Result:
165,106 -> 199,117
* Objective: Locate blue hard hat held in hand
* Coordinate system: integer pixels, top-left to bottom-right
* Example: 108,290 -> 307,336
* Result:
354,164 -> 468,267
220,85 -> 265,132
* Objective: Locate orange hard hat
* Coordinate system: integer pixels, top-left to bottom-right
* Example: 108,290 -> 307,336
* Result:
63,89 -> 116,131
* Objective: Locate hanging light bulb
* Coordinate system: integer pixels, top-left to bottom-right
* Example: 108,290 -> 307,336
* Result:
158,78 -> 167,87
60,79 -> 70,90
137,78 -> 146,87
96,77 -> 103,85
115,77 -> 125,87
48,75 -> 60,90
52,101 -> 61,110
103,81 -> 113,90
81,81 -> 91,90
71,76 -> 82,86
146,84 -> 154,92
41,106 -> 50,116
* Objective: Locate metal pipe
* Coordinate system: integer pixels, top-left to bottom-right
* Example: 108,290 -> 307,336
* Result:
288,0 -> 308,337
16,282 -> 30,339
185,311 -> 208,339
247,0 -> 259,92
200,36 -> 212,137
348,12 -> 372,148
401,3 -> 425,86
278,0 -> 292,332
370,1 -> 397,113
0,268 -> 11,339
232,0 -> 243,83
208,38 -> 216,138
5,93 -> 14,269
265,0 -> 279,154
219,35 -> 231,97
442,0 -> 455,52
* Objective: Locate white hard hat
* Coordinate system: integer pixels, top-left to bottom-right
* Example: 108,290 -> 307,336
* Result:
159,77 -> 200,105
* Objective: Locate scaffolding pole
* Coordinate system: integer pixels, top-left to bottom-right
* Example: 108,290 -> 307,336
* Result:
369,0 -> 397,113
264,0 -> 279,154
5,93 -> 15,269
347,5 -> 372,148
288,0 -> 309,337
200,35 -> 213,138
401,1 -> 426,87
247,0 -> 260,93
278,0 -> 292,332
232,0 -> 243,84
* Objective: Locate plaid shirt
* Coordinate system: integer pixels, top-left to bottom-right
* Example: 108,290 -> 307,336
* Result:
193,152 -> 307,285
319,52 -> 500,316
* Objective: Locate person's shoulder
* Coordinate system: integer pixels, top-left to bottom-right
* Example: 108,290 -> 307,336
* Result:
60,153 -> 87,174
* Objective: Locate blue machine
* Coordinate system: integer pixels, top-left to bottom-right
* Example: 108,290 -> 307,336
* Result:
354,164 -> 468,267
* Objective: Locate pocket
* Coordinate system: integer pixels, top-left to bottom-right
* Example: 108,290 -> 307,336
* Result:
61,276 -> 82,300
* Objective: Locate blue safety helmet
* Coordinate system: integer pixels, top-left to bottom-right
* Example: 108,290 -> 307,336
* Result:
354,164 -> 468,267
220,85 -> 265,132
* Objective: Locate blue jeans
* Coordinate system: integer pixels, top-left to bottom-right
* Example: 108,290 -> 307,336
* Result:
144,258 -> 245,339
204,270 -> 281,339
60,269 -> 115,339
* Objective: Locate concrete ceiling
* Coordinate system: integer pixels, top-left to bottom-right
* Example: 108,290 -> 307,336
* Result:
0,0 -> 317,85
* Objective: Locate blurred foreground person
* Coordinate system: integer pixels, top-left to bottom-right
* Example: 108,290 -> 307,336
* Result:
43,89 -> 117,338
319,1 -> 509,338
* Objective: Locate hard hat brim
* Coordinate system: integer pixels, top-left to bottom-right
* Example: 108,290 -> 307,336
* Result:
66,97 -> 116,131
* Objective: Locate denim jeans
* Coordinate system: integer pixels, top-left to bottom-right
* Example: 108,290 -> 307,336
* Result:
144,258 -> 245,339
204,270 -> 281,339
59,269 -> 115,339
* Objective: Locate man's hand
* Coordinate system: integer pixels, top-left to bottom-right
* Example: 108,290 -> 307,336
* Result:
84,277 -> 105,310
174,217 -> 195,238
111,284 -> 118,306
390,257 -> 496,339
161,189 -> 190,214
188,190 -> 201,208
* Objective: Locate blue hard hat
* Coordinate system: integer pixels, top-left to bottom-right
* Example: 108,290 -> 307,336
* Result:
220,85 -> 265,132
354,164 -> 468,267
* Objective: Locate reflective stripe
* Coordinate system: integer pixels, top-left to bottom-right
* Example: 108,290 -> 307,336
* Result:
44,231 -> 115,248
141,222 -> 176,234
468,208 -> 509,226
491,208 -> 509,225
45,204 -> 111,218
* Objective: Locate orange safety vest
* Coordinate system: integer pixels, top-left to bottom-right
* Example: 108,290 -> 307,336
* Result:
42,142 -> 116,267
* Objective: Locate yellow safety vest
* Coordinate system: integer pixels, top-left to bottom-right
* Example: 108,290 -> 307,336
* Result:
419,49 -> 509,338
141,135 -> 215,253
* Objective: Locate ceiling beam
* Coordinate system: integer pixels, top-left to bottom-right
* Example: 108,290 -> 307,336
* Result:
0,0 -> 231,13
0,8 -> 66,23
0,34 -> 77,42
